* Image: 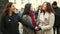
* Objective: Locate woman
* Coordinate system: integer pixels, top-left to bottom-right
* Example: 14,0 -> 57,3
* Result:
0,2 -> 36,34
23,3 -> 40,34
37,2 -> 55,34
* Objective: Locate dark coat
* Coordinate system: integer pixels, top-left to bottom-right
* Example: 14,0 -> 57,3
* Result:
0,13 -> 35,34
54,7 -> 60,27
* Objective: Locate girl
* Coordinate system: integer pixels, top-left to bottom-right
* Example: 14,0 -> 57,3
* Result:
23,3 -> 40,34
0,2 -> 36,34
37,2 -> 55,34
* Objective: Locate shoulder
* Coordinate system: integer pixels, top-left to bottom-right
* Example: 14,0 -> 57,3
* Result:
1,15 -> 6,19
23,15 -> 30,18
50,13 -> 55,17
13,14 -> 21,19
14,13 -> 18,16
50,13 -> 54,16
14,13 -> 19,17
23,15 -> 31,20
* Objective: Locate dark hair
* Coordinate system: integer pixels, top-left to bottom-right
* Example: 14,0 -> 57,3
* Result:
52,1 -> 57,6
23,3 -> 31,15
41,2 -> 55,14
38,5 -> 41,10
2,2 -> 13,16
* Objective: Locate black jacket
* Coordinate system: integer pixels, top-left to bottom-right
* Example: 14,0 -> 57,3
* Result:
54,7 -> 60,27
34,10 -> 39,19
0,13 -> 35,34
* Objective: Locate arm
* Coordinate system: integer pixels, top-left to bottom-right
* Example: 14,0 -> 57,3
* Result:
39,13 -> 55,30
18,16 -> 35,30
22,15 -> 41,30
1,16 -> 10,34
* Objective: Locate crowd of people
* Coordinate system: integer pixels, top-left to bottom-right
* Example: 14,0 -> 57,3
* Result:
0,1 -> 60,34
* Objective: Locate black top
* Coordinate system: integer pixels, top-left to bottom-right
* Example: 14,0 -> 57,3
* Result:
0,13 -> 35,34
34,10 -> 39,19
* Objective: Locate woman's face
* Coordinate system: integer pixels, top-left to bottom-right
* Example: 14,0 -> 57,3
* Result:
42,3 -> 47,11
30,5 -> 33,11
9,4 -> 15,12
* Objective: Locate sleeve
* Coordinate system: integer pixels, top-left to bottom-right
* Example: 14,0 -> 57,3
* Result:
18,15 -> 35,30
40,13 -> 55,30
1,16 -> 10,34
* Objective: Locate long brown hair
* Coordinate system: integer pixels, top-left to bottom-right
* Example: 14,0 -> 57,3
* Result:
2,2 -> 13,16
41,2 -> 55,14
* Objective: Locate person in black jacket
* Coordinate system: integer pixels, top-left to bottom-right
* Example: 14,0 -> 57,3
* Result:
0,2 -> 41,34
52,1 -> 60,34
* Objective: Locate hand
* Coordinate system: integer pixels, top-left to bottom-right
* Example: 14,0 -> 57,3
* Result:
35,26 -> 41,31
35,26 -> 39,31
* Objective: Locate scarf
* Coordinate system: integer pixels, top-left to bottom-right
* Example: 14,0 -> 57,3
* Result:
28,11 -> 37,26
